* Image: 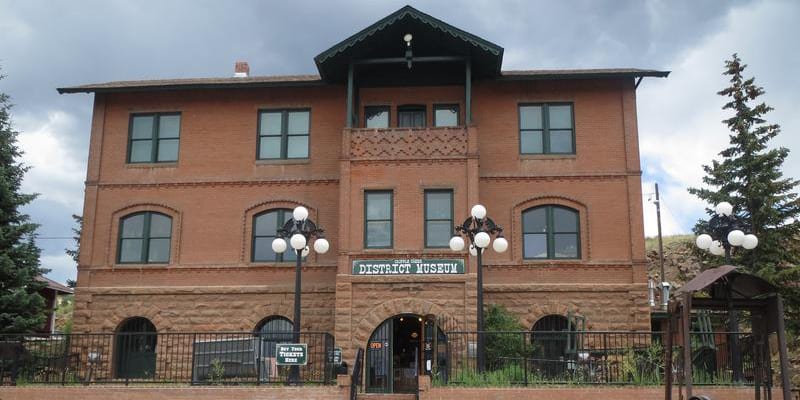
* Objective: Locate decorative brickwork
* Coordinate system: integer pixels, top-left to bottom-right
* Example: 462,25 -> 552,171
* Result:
349,127 -> 467,160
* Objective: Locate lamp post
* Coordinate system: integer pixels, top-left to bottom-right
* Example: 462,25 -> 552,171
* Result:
271,206 -> 329,384
694,201 -> 758,383
449,204 -> 508,373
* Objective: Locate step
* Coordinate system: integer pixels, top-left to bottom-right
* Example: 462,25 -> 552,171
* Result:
357,393 -> 417,400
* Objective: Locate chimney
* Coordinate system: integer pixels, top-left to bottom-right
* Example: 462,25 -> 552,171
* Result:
234,61 -> 249,78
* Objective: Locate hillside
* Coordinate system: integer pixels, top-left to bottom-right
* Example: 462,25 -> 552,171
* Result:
645,234 -> 706,288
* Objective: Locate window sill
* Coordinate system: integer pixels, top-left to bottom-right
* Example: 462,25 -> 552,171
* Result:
520,154 -> 577,160
249,262 -> 297,267
114,263 -> 170,268
520,259 -> 583,265
125,162 -> 178,169
256,159 -> 311,165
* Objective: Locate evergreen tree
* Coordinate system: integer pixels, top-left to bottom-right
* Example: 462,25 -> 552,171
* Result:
0,69 -> 46,333
64,214 -> 82,289
688,54 -> 800,329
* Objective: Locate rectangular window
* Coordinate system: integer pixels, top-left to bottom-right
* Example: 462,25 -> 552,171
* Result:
433,104 -> 459,127
519,103 -> 574,154
365,106 -> 390,128
424,190 -> 453,248
365,191 -> 393,248
258,109 -> 310,159
398,105 -> 426,128
128,113 -> 181,163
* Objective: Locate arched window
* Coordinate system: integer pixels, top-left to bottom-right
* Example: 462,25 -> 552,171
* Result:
115,317 -> 157,379
252,209 -> 297,262
118,212 -> 172,264
531,315 -> 574,378
522,205 -> 580,259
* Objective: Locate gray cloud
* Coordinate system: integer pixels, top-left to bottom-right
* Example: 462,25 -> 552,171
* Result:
0,0 -> 796,282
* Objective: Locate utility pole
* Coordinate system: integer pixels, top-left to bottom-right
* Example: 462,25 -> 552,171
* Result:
655,183 -> 666,288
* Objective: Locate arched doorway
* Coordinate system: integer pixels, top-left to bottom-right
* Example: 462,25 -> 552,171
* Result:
254,316 -> 294,381
531,314 -> 574,378
365,314 -> 447,393
115,317 -> 157,379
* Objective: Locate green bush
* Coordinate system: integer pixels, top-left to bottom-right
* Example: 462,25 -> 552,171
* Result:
484,304 -> 534,370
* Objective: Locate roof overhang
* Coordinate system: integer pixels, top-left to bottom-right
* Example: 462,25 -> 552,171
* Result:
499,69 -> 670,81
676,265 -> 777,300
314,5 -> 504,83
57,75 -> 324,94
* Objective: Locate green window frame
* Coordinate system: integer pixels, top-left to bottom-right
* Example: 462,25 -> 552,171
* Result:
519,103 -> 575,154
364,191 -> 393,249
252,209 -> 298,263
424,189 -> 454,248
522,205 -> 580,259
364,105 -> 391,128
127,113 -> 181,163
117,212 -> 172,264
433,104 -> 460,127
257,109 -> 310,160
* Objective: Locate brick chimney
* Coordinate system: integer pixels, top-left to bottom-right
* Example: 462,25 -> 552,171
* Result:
234,61 -> 249,78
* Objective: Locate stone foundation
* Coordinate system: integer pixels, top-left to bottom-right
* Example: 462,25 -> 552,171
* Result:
72,285 -> 335,333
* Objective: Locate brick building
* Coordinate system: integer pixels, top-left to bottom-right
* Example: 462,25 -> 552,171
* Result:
59,6 -> 667,393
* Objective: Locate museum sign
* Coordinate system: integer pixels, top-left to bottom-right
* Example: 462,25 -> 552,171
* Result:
351,259 -> 465,275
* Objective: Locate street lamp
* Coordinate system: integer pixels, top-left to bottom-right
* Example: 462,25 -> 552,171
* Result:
449,204 -> 508,372
694,201 -> 758,264
694,201 -> 758,383
271,206 -> 329,384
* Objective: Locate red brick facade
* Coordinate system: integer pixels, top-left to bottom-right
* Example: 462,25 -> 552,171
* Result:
64,6 -> 666,388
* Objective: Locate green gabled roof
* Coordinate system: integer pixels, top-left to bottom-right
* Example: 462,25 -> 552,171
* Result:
314,5 -> 504,82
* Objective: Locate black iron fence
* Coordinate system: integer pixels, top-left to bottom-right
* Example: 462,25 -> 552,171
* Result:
439,331 -> 773,387
0,332 -> 336,386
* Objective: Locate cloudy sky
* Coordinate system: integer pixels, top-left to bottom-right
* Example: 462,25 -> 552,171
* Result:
1,0 -> 797,283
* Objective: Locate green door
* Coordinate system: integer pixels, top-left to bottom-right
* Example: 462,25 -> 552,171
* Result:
115,318 -> 157,379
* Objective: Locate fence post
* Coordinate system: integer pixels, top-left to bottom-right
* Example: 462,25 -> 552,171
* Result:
61,334 -> 70,385
256,333 -> 261,386
523,354 -> 528,386
189,333 -> 196,385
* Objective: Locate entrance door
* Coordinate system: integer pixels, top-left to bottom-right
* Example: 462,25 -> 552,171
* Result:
366,314 -> 444,393
392,316 -> 420,393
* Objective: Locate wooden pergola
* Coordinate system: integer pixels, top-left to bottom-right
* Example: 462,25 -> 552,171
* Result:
665,265 -> 793,400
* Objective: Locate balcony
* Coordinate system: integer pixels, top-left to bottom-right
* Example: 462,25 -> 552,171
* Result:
344,126 -> 474,161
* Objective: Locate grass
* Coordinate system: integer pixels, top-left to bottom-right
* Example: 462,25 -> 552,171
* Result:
645,234 -> 693,251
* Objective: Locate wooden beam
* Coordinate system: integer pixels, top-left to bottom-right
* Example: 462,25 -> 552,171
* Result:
774,296 -> 793,400
664,318 -> 673,400
465,59 -> 472,124
353,56 -> 466,65
689,298 -> 767,310
682,293 -> 693,399
346,63 -> 354,128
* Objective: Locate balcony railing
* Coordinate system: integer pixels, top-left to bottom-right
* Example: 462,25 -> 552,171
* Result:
0,332 -> 335,386
345,126 -> 471,161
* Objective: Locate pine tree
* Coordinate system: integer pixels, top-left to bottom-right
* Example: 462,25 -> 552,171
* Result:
0,69 -> 47,333
64,214 -> 82,288
688,54 -> 800,329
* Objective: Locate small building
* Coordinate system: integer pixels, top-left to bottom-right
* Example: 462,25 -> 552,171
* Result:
35,276 -> 73,334
59,5 -> 667,392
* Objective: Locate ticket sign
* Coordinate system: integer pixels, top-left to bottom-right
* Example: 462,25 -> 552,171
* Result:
276,343 -> 307,366
352,259 -> 465,275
